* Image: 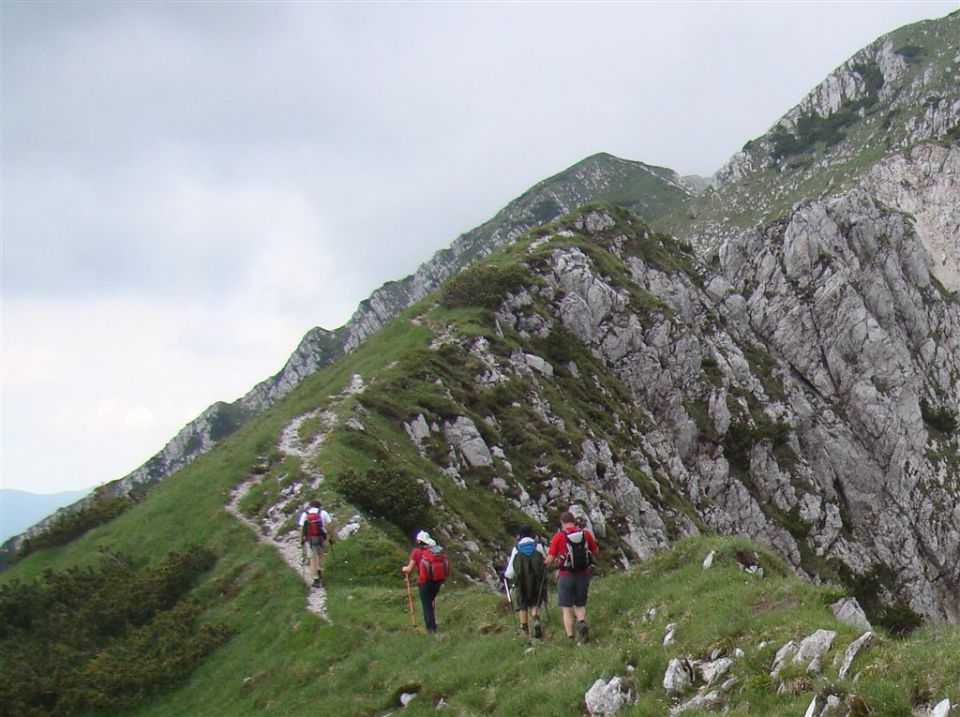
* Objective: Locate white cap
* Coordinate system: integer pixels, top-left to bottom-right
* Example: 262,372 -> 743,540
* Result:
415,530 -> 436,547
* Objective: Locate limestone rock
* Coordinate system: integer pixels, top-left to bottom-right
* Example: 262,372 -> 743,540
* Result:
838,631 -> 874,680
831,598 -> 872,632
669,690 -> 723,716
663,658 -> 694,693
584,676 -> 636,716
933,700 -> 952,717
443,417 -> 494,468
699,657 -> 733,686
793,630 -> 836,673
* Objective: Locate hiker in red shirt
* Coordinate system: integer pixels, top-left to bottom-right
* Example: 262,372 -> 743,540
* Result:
545,511 -> 599,643
401,530 -> 448,633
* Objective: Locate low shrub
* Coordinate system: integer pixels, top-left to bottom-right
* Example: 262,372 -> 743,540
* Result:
920,398 -> 958,434
336,467 -> 432,535
440,264 -> 532,310
0,546 -> 230,716
17,489 -> 135,559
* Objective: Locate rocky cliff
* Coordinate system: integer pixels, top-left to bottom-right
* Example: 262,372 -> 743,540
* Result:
451,200 -> 958,622
7,11 -> 958,623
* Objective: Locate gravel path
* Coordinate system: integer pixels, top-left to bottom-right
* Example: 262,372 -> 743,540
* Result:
223,374 -> 367,621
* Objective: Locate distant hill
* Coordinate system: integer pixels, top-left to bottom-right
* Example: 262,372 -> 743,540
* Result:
0,488 -> 92,542
1,10 -> 957,717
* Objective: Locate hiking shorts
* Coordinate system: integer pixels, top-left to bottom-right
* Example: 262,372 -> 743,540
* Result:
303,539 -> 326,557
557,572 -> 591,608
513,582 -> 547,611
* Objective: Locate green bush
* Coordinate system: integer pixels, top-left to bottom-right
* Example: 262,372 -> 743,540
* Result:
0,546 -> 230,716
440,264 -> 532,310
771,62 -> 883,161
920,398 -> 958,434
894,44 -> 926,62
722,419 -> 792,472
335,466 -> 432,535
16,489 -> 135,559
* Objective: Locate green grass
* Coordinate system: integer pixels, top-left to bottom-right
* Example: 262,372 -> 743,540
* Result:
7,465 -> 959,717
114,536 -> 959,714
4,188 -> 960,715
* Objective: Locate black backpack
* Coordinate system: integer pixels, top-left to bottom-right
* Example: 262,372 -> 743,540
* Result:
513,544 -> 546,604
561,530 -> 594,572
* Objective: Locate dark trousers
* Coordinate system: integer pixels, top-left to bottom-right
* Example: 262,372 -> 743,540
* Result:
418,580 -> 443,632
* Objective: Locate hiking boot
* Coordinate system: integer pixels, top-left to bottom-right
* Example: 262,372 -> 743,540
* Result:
577,620 -> 589,644
312,578 -> 322,588
533,617 -> 543,639
520,622 -> 529,635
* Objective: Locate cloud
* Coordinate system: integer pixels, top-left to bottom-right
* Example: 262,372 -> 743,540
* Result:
3,0 -> 954,495
2,346 -> 61,389
1,295 -> 311,492
55,399 -> 161,433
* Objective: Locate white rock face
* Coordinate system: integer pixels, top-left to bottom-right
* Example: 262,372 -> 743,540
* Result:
443,416 -> 494,468
584,676 -> 635,716
663,658 -> 693,693
838,631 -> 874,679
831,597 -> 872,631
864,144 -> 960,292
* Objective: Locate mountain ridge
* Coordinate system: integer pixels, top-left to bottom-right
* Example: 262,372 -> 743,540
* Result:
4,13 -> 958,628
2,12 -> 959,713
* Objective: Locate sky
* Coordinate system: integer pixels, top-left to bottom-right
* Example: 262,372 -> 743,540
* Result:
2,0 -> 957,496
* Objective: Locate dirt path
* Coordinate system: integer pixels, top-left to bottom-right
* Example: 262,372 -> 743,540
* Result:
224,374 -> 367,620
226,475 -> 329,619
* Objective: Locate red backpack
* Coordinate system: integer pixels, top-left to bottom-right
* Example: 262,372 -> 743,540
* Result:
304,511 -> 327,545
419,545 -> 450,582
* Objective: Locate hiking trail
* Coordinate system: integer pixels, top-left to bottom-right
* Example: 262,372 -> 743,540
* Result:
225,374 -> 367,620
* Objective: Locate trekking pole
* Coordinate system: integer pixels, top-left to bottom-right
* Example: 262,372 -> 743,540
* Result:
300,541 -> 307,582
502,577 -> 518,632
404,573 -> 417,628
536,568 -> 548,620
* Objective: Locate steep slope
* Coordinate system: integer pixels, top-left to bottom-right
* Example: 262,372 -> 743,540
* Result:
211,200 -> 958,626
683,10 -> 960,247
2,154 -> 691,555
12,12 -> 957,555
2,200 -> 958,715
0,488 -> 90,542
6,5 -> 958,623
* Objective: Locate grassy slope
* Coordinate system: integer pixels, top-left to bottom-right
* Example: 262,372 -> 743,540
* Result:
4,251 -> 958,715
670,13 -> 960,242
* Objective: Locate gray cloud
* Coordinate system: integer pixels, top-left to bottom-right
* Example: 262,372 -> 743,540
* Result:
2,0 -> 955,492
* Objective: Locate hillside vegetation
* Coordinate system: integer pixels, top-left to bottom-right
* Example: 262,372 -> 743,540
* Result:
3,12 -> 959,715
3,202 -> 958,715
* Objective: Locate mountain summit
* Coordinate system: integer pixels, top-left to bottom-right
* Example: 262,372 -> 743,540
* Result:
6,12 -> 958,617
3,11 -> 959,714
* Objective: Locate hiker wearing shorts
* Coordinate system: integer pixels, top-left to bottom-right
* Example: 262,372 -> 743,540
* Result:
401,530 -> 446,633
545,511 -> 598,643
504,524 -> 547,638
298,500 -> 334,588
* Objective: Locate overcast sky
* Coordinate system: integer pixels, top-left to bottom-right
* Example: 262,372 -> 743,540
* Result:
2,1 -> 957,496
